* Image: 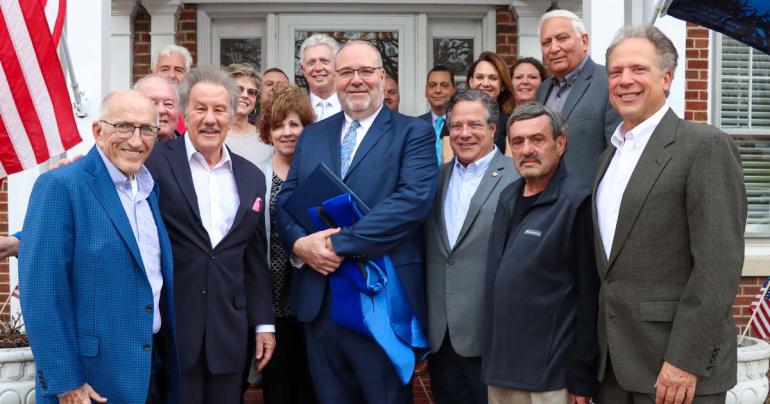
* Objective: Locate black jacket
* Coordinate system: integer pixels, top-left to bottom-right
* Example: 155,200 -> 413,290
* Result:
482,163 -> 599,396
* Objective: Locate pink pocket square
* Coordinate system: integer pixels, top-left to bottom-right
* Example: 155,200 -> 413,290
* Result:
252,197 -> 263,213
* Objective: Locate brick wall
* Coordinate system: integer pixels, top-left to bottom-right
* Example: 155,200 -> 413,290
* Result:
735,277 -> 764,335
132,5 -> 151,83
496,5 -> 518,65
684,22 -> 709,123
176,4 -> 198,66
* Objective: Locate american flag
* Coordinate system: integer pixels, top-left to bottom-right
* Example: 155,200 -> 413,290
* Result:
0,0 -> 80,177
749,277 -> 770,340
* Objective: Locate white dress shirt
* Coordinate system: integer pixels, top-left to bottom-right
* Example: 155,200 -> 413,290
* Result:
596,103 -> 670,259
340,105 -> 384,159
443,148 -> 497,249
310,92 -> 341,121
184,134 -> 240,248
184,135 -> 275,334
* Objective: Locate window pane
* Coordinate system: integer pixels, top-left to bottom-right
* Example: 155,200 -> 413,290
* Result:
220,38 -> 261,70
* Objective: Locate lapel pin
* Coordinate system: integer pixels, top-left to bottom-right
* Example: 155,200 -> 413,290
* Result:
491,172 -> 498,177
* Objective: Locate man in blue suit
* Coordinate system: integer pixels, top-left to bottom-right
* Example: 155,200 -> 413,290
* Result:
276,40 -> 438,404
19,90 -> 180,403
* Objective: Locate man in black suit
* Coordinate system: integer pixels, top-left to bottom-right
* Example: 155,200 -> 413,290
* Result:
419,65 -> 457,165
145,66 -> 275,404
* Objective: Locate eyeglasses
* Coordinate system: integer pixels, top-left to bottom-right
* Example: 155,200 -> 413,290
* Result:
238,85 -> 259,98
100,120 -> 159,140
335,66 -> 382,80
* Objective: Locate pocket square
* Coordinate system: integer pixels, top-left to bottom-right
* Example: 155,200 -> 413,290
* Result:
252,197 -> 263,213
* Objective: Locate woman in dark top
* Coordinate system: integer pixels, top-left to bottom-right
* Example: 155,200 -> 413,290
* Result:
466,51 -> 516,156
256,83 -> 318,404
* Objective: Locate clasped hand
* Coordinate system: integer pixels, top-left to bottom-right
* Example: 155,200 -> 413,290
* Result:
293,228 -> 343,275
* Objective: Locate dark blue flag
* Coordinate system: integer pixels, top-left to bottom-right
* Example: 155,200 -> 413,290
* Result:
664,0 -> 769,55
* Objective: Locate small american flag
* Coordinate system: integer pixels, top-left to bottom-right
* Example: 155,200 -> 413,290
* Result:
749,277 -> 770,340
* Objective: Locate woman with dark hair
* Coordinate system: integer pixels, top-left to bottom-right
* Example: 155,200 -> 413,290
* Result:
465,51 -> 516,154
510,57 -> 547,107
255,83 -> 318,404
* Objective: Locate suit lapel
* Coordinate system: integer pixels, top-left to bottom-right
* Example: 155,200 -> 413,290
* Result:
166,139 -> 202,223
593,146 -> 615,271
344,108 -> 389,180
452,152 -> 506,249
225,154 -> 253,240
436,162 -> 454,253
606,110 -> 678,271
84,147 -> 145,271
327,113 -> 346,178
560,58 -> 594,120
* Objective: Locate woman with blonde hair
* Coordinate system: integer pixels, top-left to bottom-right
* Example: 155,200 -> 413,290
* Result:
224,63 -> 274,164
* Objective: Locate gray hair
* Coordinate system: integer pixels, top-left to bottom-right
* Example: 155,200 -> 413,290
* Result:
98,90 -> 158,124
300,34 -> 340,64
179,66 -> 240,119
224,63 -> 261,88
446,89 -> 499,128
539,9 -> 587,37
507,102 -> 566,140
336,40 -> 383,68
605,24 -> 678,90
133,74 -> 179,102
152,44 -> 193,72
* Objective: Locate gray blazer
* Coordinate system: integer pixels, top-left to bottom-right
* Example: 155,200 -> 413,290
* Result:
425,150 -> 518,357
592,109 -> 747,395
536,56 -> 621,186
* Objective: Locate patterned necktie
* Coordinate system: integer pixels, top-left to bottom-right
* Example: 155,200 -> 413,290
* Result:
434,116 -> 445,165
340,120 -> 360,177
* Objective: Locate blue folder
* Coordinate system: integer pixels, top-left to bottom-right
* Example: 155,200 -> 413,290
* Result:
281,163 -> 369,233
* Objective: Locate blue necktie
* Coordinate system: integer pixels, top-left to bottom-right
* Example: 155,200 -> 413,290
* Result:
341,120 -> 360,177
434,116 -> 445,165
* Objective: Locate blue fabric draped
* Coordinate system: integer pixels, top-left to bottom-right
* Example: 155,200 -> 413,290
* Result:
307,193 -> 429,385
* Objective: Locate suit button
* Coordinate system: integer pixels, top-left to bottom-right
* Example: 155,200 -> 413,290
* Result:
447,259 -> 455,265
210,255 -> 216,260
201,288 -> 208,295
146,304 -> 152,313
605,279 -> 613,285
144,344 -> 151,351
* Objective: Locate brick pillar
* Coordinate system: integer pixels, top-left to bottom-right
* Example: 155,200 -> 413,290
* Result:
496,5 -> 518,66
132,5 -> 151,83
735,276 -> 766,335
684,23 -> 709,123
176,4 -> 198,66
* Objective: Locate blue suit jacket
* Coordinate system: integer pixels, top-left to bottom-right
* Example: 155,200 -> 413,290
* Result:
276,106 -> 438,329
19,147 -> 180,403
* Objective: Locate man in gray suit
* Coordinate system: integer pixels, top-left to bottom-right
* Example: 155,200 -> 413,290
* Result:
536,9 -> 621,186
594,25 -> 746,404
424,89 -> 517,404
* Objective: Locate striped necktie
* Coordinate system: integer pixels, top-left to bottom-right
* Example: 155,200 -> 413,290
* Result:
340,120 -> 360,177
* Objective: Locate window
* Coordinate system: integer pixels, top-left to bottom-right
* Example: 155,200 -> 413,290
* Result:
717,34 -> 770,235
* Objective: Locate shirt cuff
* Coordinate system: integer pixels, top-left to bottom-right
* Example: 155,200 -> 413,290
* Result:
290,253 -> 305,269
255,324 -> 276,334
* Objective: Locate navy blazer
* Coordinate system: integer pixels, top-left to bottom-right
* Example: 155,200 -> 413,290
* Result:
20,147 -> 180,403
482,163 -> 599,396
145,137 -> 273,374
276,106 -> 439,329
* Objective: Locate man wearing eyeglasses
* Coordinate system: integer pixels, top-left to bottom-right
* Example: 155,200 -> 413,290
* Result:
277,40 -> 438,404
19,90 -> 181,403
300,34 -> 341,121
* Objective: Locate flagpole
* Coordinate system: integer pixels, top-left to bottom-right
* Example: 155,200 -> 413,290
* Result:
648,0 -> 670,25
740,281 -> 770,346
59,36 -> 86,118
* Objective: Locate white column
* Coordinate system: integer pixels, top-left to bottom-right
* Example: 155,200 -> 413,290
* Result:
9,0 -> 110,315
510,1 -> 552,59
111,0 -> 136,91
583,0 -> 625,64
143,0 -> 182,70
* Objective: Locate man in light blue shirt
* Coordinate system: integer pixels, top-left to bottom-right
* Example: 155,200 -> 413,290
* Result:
424,90 -> 518,404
